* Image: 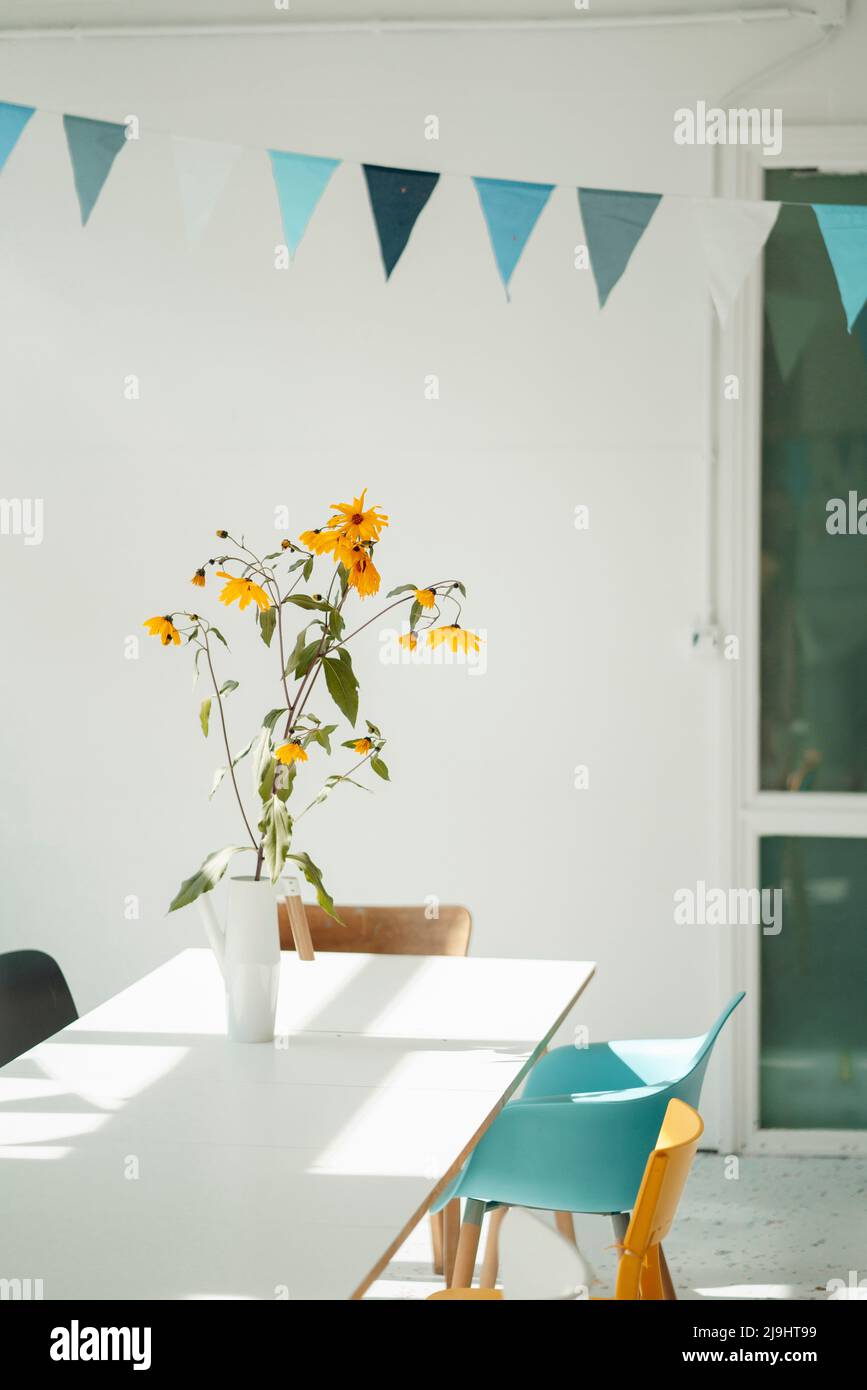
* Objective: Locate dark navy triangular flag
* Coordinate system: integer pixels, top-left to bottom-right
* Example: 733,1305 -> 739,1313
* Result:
63,114 -> 127,225
363,165 -> 439,279
0,101 -> 35,174
578,187 -> 661,307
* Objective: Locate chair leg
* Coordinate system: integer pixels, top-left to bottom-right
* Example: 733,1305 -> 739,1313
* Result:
555,1211 -> 577,1245
480,1205 -> 508,1288
443,1198 -> 461,1286
430,1211 -> 444,1275
452,1198 -> 486,1288
658,1242 -> 678,1300
639,1244 -> 665,1300
611,1211 -> 629,1244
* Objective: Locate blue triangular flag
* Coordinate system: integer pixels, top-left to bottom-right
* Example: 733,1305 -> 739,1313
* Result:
63,114 -> 127,225
813,203 -> 867,332
0,101 -> 35,173
578,187 -> 661,308
473,176 -> 554,295
267,150 -> 340,256
363,165 -> 439,279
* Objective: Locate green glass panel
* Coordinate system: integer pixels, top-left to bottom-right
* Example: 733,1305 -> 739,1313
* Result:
760,835 -> 867,1129
761,171 -> 867,792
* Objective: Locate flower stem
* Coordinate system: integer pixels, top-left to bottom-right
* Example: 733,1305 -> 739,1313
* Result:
202,630 -> 259,851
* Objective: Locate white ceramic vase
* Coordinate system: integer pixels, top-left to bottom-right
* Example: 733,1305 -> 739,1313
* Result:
197,875 -> 282,1042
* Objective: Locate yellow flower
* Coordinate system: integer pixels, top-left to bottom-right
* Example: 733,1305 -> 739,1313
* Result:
216,571 -> 271,612
144,615 -> 181,647
326,489 -> 389,543
398,631 -> 418,650
353,738 -> 372,755
299,528 -> 356,569
347,548 -> 381,598
191,568 -> 206,588
414,588 -> 436,608
300,528 -> 339,556
427,625 -> 483,653
275,742 -> 308,765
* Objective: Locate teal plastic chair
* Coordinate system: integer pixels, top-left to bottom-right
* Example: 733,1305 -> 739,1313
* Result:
433,994 -> 744,1222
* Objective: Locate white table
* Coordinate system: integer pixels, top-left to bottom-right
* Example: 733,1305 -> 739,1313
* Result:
0,947 -> 595,1300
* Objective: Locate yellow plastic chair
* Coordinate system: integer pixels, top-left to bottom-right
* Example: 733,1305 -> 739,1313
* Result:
428,1098 -> 703,1301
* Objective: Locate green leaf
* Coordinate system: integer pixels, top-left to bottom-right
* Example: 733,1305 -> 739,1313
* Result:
304,723 -> 338,755
250,727 -> 274,801
219,679 -> 239,697
192,648 -> 203,688
209,627 -> 229,648
259,756 -> 277,801
260,797 -> 292,885
451,581 -> 467,598
283,625 -> 312,677
287,850 -> 340,922
258,607 -> 277,647
303,557 -> 314,581
337,563 -> 349,596
366,720 -> 382,737
168,845 -> 251,913
262,707 -> 287,732
284,594 -> 331,612
209,736 -> 255,801
328,608 -> 345,639
409,600 -> 423,629
199,698 -> 211,738
386,583 -> 417,597
323,655 -> 358,726
370,756 -> 390,781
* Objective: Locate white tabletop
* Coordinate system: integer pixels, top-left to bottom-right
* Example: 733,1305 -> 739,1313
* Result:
0,947 -> 595,1300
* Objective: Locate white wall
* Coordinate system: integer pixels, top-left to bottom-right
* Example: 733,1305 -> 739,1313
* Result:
2,7 -> 867,1143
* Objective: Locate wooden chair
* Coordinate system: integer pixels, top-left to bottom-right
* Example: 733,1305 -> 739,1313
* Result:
428,1098 -> 703,1300
278,903 -> 471,958
278,901 -> 472,1278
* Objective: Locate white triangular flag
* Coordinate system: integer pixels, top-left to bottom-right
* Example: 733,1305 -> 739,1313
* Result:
171,136 -> 243,244
692,198 -> 780,325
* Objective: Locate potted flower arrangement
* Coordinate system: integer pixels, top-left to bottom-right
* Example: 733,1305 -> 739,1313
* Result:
145,490 -> 481,1039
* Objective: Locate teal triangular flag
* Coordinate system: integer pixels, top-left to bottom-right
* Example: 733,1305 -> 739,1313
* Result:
473,176 -> 554,295
63,114 -> 127,225
363,165 -> 439,279
578,187 -> 661,308
267,150 -> 340,256
0,101 -> 35,173
813,203 -> 867,332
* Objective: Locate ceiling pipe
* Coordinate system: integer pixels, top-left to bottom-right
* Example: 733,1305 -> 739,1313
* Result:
0,8 -> 842,42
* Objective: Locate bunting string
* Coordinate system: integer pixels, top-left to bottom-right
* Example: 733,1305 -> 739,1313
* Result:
2,98 -> 867,337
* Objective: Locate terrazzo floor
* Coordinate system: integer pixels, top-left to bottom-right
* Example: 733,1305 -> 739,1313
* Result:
366,1154 -> 867,1300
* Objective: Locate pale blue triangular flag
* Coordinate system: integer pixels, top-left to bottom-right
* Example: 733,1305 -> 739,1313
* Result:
63,114 -> 127,225
578,187 -> 661,307
267,149 -> 340,256
171,136 -> 243,243
473,176 -> 554,296
0,101 -> 35,173
813,203 -> 867,331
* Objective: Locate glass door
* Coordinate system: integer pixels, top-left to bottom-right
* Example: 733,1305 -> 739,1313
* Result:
756,170 -> 867,1138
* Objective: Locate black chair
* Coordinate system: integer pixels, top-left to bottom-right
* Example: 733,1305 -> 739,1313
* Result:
0,950 -> 78,1068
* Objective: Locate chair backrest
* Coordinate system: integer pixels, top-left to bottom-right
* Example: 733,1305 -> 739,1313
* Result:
615,1098 -> 703,1299
277,903 -> 472,957
499,1209 -> 590,1301
689,991 -> 745,1074
0,950 -> 78,1068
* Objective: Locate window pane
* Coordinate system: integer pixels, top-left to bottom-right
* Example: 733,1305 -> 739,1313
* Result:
761,835 -> 867,1129
761,171 -> 867,792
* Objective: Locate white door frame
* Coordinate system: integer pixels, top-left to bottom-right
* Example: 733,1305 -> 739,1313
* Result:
715,129 -> 867,1157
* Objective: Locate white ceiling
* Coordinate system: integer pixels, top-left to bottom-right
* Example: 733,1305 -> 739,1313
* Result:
0,0 -> 838,33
